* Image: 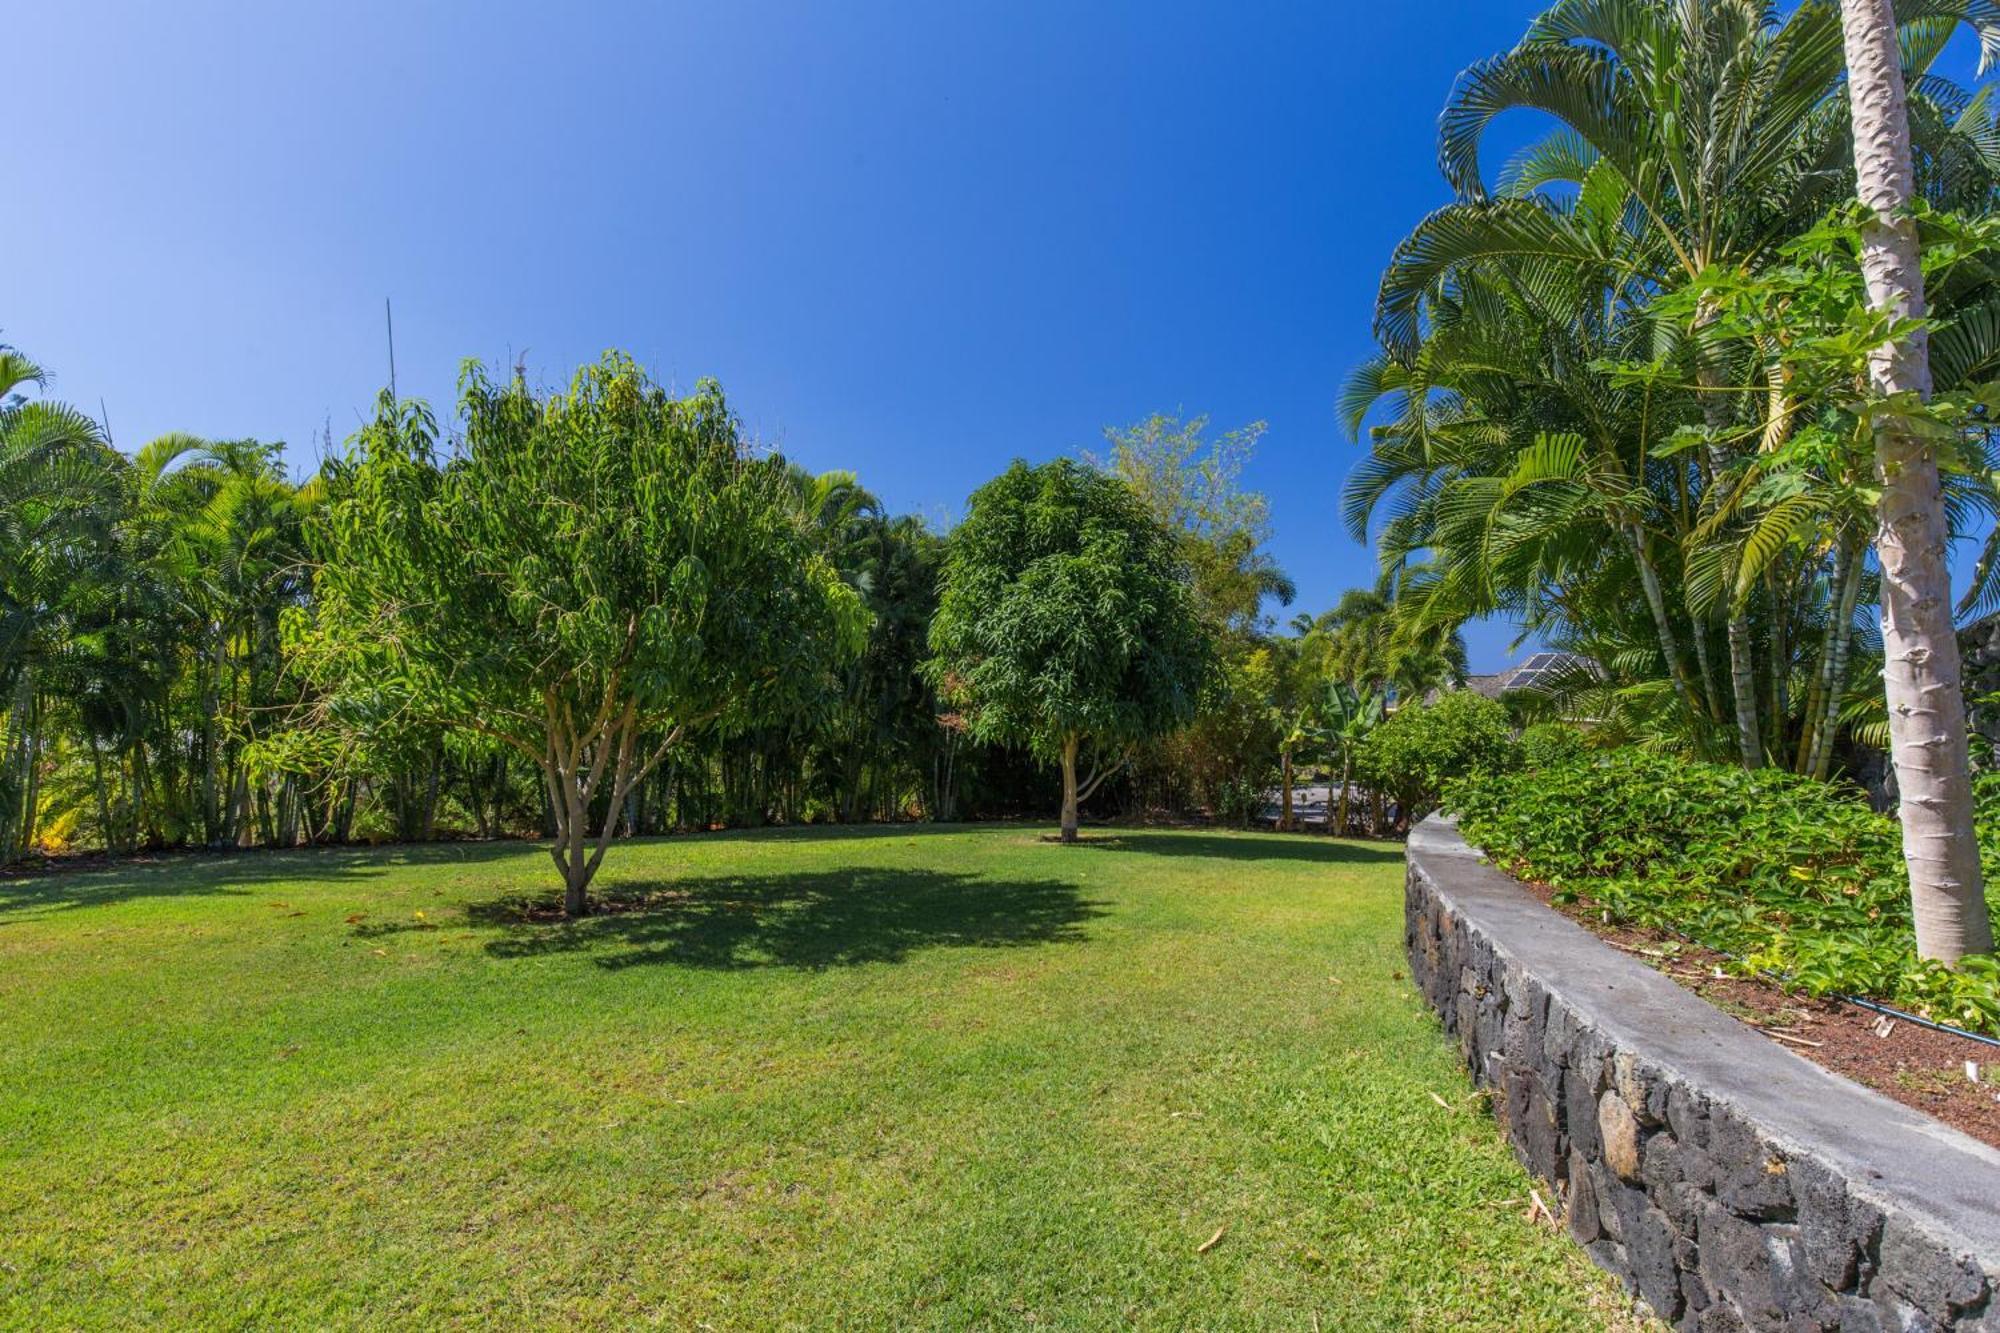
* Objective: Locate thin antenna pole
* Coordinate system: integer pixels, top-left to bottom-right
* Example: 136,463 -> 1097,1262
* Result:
385,298 -> 397,399
98,396 -> 113,446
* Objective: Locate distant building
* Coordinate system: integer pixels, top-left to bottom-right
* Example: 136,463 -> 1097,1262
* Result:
1437,651 -> 1598,706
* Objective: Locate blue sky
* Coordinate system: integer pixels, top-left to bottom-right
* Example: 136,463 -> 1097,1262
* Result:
14,1 -> 1964,671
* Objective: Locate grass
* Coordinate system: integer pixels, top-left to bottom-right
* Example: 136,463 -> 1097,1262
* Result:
0,825 -> 1634,1330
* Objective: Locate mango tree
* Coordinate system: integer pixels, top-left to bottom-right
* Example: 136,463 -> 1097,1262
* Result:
302,354 -> 864,914
926,459 -> 1213,843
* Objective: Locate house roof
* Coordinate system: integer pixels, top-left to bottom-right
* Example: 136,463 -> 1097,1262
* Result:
1464,652 -> 1596,700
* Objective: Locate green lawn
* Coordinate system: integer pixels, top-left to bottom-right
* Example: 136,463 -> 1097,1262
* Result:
0,825 -> 1633,1330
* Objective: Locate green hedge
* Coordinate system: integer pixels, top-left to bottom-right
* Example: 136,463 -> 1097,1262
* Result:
1355,690 -> 1518,826
1445,751 -> 2000,1036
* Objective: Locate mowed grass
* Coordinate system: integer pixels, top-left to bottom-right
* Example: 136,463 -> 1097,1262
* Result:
0,825 -> 1634,1330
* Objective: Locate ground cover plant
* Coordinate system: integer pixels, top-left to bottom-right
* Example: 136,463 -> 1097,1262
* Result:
1448,751 -> 2000,1034
0,826 -> 1632,1329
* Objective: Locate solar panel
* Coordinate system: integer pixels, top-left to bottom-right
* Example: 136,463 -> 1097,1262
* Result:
1501,651 -> 1594,692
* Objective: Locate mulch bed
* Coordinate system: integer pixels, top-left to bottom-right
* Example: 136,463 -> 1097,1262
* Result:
1508,872 -> 2000,1152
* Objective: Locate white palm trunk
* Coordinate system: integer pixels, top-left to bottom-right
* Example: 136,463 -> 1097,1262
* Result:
1841,0 -> 1993,962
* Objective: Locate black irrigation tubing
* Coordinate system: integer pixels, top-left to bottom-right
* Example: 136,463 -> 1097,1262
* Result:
1836,994 -> 2000,1051
1625,916 -> 2000,1052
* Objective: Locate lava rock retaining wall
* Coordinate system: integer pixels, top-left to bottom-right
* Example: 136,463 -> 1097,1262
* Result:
1405,815 -> 2000,1331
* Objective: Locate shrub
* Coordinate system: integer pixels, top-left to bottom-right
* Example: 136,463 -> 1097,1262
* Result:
1214,775 -> 1269,828
1446,751 -> 2000,1035
1519,721 -> 1588,769
1355,690 -> 1517,828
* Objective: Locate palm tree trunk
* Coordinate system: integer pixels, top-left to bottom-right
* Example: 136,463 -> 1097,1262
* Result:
1842,0 -> 1992,961
9,677 -> 37,860
421,741 -> 442,841
1624,525 -> 1696,711
1724,612 -> 1763,767
200,633 -> 221,846
1695,339 -> 1764,767
230,764 -> 251,848
1805,533 -> 1866,779
20,694 -> 42,859
1688,609 -> 1725,722
1766,570 -> 1790,756
89,736 -> 114,854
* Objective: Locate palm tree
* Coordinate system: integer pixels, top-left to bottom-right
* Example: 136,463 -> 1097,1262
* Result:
128,434 -> 311,846
1351,0 -> 2000,774
1372,0 -> 1999,768
0,349 -> 125,858
1841,0 -> 1992,961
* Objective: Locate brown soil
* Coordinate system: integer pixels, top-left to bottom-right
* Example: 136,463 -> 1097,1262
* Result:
1509,873 -> 2000,1151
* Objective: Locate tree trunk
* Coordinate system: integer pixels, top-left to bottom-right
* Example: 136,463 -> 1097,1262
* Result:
1336,755 -> 1353,837
1766,571 -> 1789,755
1724,596 -> 1763,768
1625,525 -> 1696,712
1805,533 -> 1866,779
421,741 -> 442,841
469,756 -> 493,840
544,756 -> 596,917
230,763 -> 252,848
1279,747 -> 1295,831
131,743 -> 152,850
1843,0 -> 1993,962
17,688 -> 41,859
335,777 -> 357,844
542,699 -> 691,915
89,734 -> 113,854
1695,341 -> 1764,767
561,818 -> 591,917
1688,608 -> 1725,722
1059,734 -> 1080,844
200,633 -> 221,845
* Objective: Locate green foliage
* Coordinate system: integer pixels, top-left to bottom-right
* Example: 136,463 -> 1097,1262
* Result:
1323,680 -> 1388,836
927,458 -> 1215,764
1,349 -> 167,857
1094,415 -> 1298,822
0,345 -> 1292,857
304,353 -> 864,905
1090,413 -> 1293,637
310,358 -> 861,742
1519,721 -> 1589,769
1354,690 -> 1517,826
1303,588 -> 1467,701
1449,752 -> 2000,1034
1346,0 -> 2000,774
1142,642 -> 1282,826
800,501 -> 951,822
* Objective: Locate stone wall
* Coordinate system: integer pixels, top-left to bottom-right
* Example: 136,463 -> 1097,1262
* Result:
1405,815 -> 2000,1331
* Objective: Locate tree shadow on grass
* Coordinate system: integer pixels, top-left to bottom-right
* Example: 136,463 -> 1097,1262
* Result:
1068,831 -> 1404,865
456,868 -> 1105,971
0,841 -> 534,920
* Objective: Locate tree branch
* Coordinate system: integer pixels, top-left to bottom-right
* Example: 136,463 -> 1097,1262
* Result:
1075,742 -> 1136,802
